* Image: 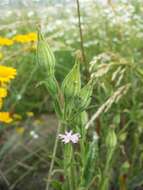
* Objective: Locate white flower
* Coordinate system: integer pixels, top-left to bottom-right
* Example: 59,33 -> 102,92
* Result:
59,130 -> 80,144
30,130 -> 39,139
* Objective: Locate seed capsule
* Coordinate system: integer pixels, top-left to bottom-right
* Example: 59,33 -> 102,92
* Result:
78,81 -> 93,110
61,60 -> 81,99
106,127 -> 117,148
37,31 -> 55,76
45,76 -> 59,98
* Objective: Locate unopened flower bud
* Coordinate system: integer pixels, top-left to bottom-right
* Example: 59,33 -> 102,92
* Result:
76,111 -> 88,126
78,80 -> 93,110
61,60 -> 81,99
106,127 -> 117,148
45,76 -> 59,97
37,31 -> 55,76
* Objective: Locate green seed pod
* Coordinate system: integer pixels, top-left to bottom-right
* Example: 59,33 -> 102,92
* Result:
75,111 -> 88,126
61,61 -> 81,99
80,111 -> 88,126
82,132 -> 99,187
37,31 -> 55,76
45,76 -> 59,98
78,81 -> 93,110
106,127 -> 117,149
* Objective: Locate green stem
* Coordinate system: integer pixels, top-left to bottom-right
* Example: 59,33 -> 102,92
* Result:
76,0 -> 89,81
100,148 -> 114,190
64,144 -> 74,190
46,122 -> 61,190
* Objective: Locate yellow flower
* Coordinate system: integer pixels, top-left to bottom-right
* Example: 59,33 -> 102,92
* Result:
0,37 -> 13,46
0,52 -> 3,60
0,65 -> 16,124
0,87 -> 7,98
13,35 -> 28,43
0,65 -> 17,83
27,32 -> 37,42
0,99 -> 3,109
26,111 -> 34,117
13,32 -> 37,43
0,112 -> 13,123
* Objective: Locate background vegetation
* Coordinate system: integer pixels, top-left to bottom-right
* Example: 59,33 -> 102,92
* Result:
0,0 -> 143,189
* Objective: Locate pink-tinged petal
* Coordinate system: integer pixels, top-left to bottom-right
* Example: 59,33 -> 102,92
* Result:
59,131 -> 80,144
59,134 -> 65,139
71,133 -> 80,143
65,130 -> 72,136
63,137 -> 71,144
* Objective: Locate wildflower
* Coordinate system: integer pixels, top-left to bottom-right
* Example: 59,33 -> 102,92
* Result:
0,52 -> 3,60
0,112 -> 13,123
26,111 -> 34,117
0,88 -> 7,109
12,34 -> 28,43
30,130 -> 39,139
0,88 -> 7,98
59,130 -> 80,144
0,65 -> 17,83
27,32 -> 37,42
0,37 -> 13,46
13,32 -> 37,43
0,99 -> 3,109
